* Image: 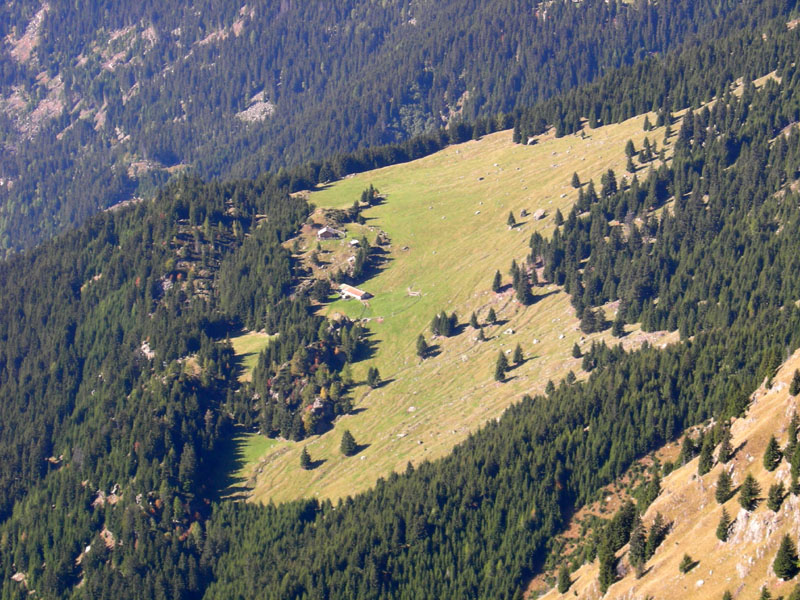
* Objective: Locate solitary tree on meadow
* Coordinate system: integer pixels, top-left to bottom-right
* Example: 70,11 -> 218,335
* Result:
340,430 -> 357,456
495,351 -> 508,382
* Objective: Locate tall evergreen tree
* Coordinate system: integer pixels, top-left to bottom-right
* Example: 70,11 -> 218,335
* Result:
487,307 -> 497,324
715,470 -> 733,504
340,430 -> 357,456
557,564 -> 571,593
646,513 -> 667,559
495,352 -> 508,382
764,435 -> 782,471
367,366 -> 381,388
629,515 -> 647,577
767,482 -> 785,512
679,433 -> 696,466
300,447 -> 312,470
791,370 -> 800,396
716,507 -> 732,541
492,270 -> 502,293
717,427 -> 733,464
513,344 -> 524,365
597,536 -> 617,593
739,473 -> 761,511
507,211 -> 517,228
571,172 -> 581,188
787,412 -> 800,459
698,435 -> 714,476
469,312 -> 479,328
773,534 -> 799,580
416,334 -> 428,358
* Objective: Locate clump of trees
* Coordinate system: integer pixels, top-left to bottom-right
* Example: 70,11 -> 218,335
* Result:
431,311 -> 458,337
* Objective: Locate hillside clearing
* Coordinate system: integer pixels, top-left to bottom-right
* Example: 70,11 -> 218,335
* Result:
244,113 -> 677,504
230,331 -> 274,382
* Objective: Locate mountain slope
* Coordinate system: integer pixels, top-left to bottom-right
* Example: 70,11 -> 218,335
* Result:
541,351 -> 800,600
239,112 -> 679,504
0,0 -> 794,255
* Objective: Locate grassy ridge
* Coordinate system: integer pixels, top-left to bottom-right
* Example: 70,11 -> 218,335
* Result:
237,115 -> 676,504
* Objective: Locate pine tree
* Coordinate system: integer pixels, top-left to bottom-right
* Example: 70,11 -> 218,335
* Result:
487,307 -> 497,324
367,366 -> 381,388
492,270 -> 502,293
764,435 -> 782,471
792,445 -> 800,495
612,316 -> 625,337
571,172 -> 580,188
717,427 -> 733,464
495,351 -> 508,382
597,536 -> 617,593
759,586 -> 773,600
572,343 -> 582,359
477,327 -> 485,341
513,344 -> 523,365
507,211 -> 517,228
767,481 -> 786,512
554,209 -> 564,226
514,274 -> 534,305
787,412 -> 799,458
629,516 -> 647,577
679,434 -> 696,466
715,469 -> 733,504
416,334 -> 428,358
722,591 -> 732,600
645,513 -> 667,559
774,534 -> 799,580
625,139 -> 636,157
557,564 -> 571,593
643,115 -> 652,131
739,473 -> 761,511
716,507 -> 732,541
340,430 -> 357,456
698,436 -> 714,476
300,447 -> 312,470
642,471 -> 661,507
469,312 -> 479,328
791,369 -> 800,396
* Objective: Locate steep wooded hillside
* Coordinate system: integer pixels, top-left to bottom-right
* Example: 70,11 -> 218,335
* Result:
2,7 -> 800,600
0,0 -> 793,254
541,351 -> 800,599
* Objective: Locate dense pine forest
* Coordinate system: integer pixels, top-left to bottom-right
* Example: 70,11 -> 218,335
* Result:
0,0 -> 793,255
3,3 -> 800,599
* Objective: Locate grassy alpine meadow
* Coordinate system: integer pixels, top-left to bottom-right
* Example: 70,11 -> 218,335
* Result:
230,330 -> 275,382
244,113 -> 678,504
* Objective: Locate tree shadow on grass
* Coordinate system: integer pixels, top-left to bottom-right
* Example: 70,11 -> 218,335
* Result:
206,424 -> 256,502
306,458 -> 327,470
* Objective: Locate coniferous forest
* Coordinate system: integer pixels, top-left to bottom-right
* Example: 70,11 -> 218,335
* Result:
3,2 -> 800,599
0,0 -> 790,255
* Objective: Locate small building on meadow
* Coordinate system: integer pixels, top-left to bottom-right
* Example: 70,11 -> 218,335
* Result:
349,239 -> 361,247
317,226 -> 344,240
340,284 -> 371,300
